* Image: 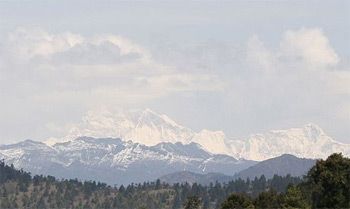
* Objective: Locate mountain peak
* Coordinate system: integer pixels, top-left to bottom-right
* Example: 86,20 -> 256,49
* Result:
279,153 -> 298,158
142,108 -> 157,115
47,108 -> 194,146
303,123 -> 325,138
136,108 -> 184,129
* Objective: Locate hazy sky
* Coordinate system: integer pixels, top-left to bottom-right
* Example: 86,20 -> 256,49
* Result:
0,0 -> 349,144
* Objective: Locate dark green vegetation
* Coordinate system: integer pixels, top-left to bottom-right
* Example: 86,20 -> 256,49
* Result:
0,153 -> 348,209
220,153 -> 350,209
220,186 -> 309,209
0,161 -> 300,209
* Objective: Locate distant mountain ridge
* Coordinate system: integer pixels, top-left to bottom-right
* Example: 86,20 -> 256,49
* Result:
45,108 -> 350,161
159,154 -> 315,185
233,154 -> 316,180
0,137 -> 255,185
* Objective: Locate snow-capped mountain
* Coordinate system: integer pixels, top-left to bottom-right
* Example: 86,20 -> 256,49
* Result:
229,124 -> 350,161
1,108 -> 349,185
0,137 -> 255,185
46,108 -> 194,146
46,108 -> 350,161
45,108 -> 231,155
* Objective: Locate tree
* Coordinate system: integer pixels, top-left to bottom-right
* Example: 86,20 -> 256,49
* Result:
184,196 -> 202,209
155,179 -> 161,189
252,175 -> 266,197
221,193 -> 254,209
254,190 -> 280,209
280,185 -> 310,209
305,153 -> 350,209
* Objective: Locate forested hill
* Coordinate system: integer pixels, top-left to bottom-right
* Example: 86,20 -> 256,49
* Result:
1,153 -> 348,209
0,160 -> 301,209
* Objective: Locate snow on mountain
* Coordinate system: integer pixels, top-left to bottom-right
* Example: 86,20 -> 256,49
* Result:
0,137 -> 255,185
45,108 -> 350,161
44,108 -> 230,155
229,124 -> 350,161
192,129 -> 231,155
46,108 -> 194,146
1,108 -> 349,184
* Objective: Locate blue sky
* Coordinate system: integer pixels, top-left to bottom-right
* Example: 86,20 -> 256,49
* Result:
0,0 -> 349,143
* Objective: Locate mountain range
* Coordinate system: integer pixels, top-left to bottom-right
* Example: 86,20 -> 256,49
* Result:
45,108 -> 350,161
0,137 -> 255,185
1,108 -> 349,185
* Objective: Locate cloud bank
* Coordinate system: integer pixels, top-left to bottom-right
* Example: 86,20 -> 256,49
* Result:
0,27 -> 349,143
1,27 -> 222,104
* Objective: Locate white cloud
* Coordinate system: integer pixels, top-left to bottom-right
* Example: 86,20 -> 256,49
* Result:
0,27 -> 225,142
279,28 -> 339,68
51,41 -> 142,65
0,27 -> 222,104
220,28 -> 350,140
246,28 -> 340,73
7,27 -> 83,59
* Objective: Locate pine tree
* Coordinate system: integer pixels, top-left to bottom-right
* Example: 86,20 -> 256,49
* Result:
280,185 -> 309,209
184,196 -> 202,209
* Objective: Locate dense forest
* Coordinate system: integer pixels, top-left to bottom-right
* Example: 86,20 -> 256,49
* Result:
0,153 -> 349,209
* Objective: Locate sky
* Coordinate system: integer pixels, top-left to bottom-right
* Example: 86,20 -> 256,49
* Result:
0,0 -> 349,144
